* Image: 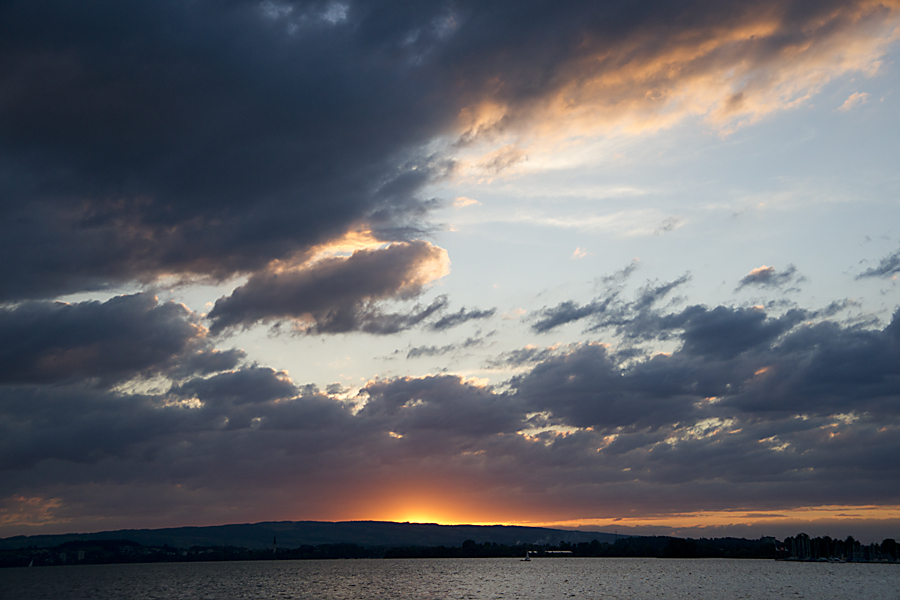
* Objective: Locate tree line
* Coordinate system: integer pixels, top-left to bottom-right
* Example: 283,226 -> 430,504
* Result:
3,533 -> 898,567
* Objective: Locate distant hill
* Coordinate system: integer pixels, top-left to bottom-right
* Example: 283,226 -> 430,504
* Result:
0,521 -> 624,551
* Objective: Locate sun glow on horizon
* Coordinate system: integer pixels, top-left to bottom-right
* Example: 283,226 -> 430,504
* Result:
381,502 -> 496,527
353,502 -> 900,534
369,493 -> 522,528
527,505 -> 900,532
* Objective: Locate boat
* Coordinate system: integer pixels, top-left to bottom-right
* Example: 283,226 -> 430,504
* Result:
521,550 -> 531,561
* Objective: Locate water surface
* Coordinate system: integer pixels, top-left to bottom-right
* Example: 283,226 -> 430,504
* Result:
2,557 -> 899,599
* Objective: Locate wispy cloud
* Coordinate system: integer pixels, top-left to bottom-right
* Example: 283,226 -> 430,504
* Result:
654,217 -> 681,235
453,196 -> 481,208
736,264 -> 805,290
838,91 -> 870,111
857,245 -> 900,279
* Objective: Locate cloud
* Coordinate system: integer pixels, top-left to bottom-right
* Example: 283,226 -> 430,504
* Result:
208,241 -> 449,333
507,307 -> 900,517
405,336 -> 484,359
452,0 -> 900,148
452,197 -> 481,208
533,298 -> 615,333
0,496 -> 66,528
520,305 -> 900,430
0,1 -> 457,301
0,293 -> 208,385
359,375 -> 523,438
167,348 -> 247,379
501,308 -> 528,320
654,217 -> 681,235
838,91 -> 870,111
476,144 -> 527,173
0,368 -> 354,473
533,269 -> 691,335
674,305 -> 808,359
484,345 -> 559,369
173,368 -> 298,408
511,343 -> 701,431
857,245 -> 900,279
430,306 -> 496,331
2,1 -> 897,303
3,304 -> 900,534
736,264 -> 805,290
350,297 -> 452,336
531,262 -> 640,332
405,345 -> 453,359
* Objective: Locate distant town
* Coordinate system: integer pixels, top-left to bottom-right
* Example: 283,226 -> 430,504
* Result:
776,533 -> 898,562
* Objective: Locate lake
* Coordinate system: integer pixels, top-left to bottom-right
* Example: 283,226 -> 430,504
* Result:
2,557 -> 899,599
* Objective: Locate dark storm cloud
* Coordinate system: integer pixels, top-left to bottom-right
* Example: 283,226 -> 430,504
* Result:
173,367 -> 298,407
207,241 -> 448,333
0,293 -> 207,384
3,304 -> 900,533
723,310 -> 900,415
1,371 -> 526,478
171,367 -> 302,429
517,306 -> 900,428
2,0 -> 894,303
857,245 -> 900,279
359,375 -> 524,438
672,305 -> 808,359
166,348 -> 246,379
0,385 -> 180,470
736,264 -> 805,290
510,343 -> 701,431
0,370 -> 353,471
0,0 -> 459,301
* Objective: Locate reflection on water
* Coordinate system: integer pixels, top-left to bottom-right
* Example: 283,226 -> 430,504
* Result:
2,557 -> 900,600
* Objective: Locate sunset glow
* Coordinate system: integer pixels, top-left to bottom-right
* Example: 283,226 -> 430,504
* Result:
2,0 -> 900,545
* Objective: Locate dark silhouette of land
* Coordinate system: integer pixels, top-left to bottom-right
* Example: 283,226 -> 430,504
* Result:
1,535 -> 781,567
1,522 -> 896,568
0,520 -> 619,551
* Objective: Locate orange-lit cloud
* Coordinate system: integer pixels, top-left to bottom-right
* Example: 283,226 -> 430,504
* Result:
0,495 -> 68,528
455,1 -> 900,173
534,505 -> 900,540
452,196 -> 481,208
839,91 -> 871,111
208,241 -> 450,333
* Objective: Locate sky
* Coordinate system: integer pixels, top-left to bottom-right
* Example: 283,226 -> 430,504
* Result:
2,0 -> 900,544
